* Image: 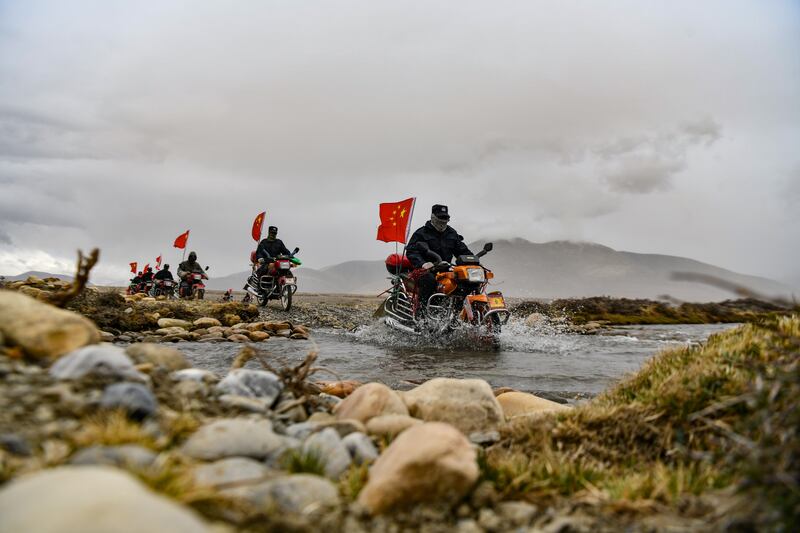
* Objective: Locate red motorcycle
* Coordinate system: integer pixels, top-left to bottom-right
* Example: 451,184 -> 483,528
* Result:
179,268 -> 208,300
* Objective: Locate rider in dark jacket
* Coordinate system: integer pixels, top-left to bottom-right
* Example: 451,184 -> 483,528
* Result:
154,264 -> 174,281
406,204 -> 473,314
140,267 -> 154,284
255,227 -> 293,278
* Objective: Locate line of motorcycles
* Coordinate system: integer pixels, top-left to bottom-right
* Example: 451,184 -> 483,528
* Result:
126,268 -> 209,300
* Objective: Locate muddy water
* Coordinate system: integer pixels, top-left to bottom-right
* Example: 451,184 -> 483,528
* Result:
179,320 -> 737,402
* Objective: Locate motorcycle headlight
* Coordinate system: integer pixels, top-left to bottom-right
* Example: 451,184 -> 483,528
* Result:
467,268 -> 486,282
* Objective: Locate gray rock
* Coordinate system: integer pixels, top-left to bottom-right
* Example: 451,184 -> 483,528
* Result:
303,427 -> 351,479
0,466 -> 209,532
100,382 -> 157,420
192,457 -> 271,489
218,394 -> 269,413
0,433 -> 32,456
225,474 -> 339,514
285,422 -> 320,441
216,369 -> 282,404
341,432 -> 378,465
182,419 -> 285,461
70,445 -> 156,469
49,345 -> 145,381
171,368 -> 218,384
263,436 -> 302,469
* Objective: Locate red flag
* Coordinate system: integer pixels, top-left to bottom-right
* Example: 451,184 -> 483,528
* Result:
251,211 -> 266,242
129,262 -> 138,274
173,230 -> 190,249
155,255 -> 162,270
376,197 -> 416,244
143,263 -> 150,272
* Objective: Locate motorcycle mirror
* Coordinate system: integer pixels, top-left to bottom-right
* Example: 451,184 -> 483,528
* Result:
204,266 -> 209,271
292,247 -> 300,255
483,242 -> 493,252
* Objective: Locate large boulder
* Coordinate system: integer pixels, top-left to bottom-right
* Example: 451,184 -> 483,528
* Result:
49,345 -> 145,381
126,344 -> 189,371
181,419 -> 285,461
0,290 -> 100,360
0,466 -> 209,532
216,369 -> 283,405
495,391 -> 571,419
357,422 -> 478,514
333,383 -> 408,423
401,378 -> 503,434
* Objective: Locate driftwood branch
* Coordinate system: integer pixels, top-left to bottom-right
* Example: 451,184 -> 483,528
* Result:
47,248 -> 100,308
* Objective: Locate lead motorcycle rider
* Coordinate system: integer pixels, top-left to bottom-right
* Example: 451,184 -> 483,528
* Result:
405,204 -> 473,317
252,226 -> 294,281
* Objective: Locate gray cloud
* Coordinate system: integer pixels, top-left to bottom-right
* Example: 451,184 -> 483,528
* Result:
0,229 -> 12,245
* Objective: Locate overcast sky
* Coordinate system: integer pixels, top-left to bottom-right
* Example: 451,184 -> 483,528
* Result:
1,1 -> 798,286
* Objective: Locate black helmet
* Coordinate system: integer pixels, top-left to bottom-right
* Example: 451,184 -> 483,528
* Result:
188,251 -> 197,262
163,263 -> 170,269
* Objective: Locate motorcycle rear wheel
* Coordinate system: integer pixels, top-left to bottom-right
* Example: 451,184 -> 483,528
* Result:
281,285 -> 292,311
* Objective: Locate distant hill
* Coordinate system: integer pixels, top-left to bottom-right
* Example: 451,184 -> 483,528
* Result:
206,239 -> 797,302
1,271 -> 75,282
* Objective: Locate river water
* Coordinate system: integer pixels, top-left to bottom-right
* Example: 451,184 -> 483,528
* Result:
179,319 -> 737,402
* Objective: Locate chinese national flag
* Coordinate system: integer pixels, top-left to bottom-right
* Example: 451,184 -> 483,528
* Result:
173,230 -> 190,249
155,255 -> 162,270
251,211 -> 266,242
129,262 -> 137,274
376,197 -> 416,244
143,263 -> 150,272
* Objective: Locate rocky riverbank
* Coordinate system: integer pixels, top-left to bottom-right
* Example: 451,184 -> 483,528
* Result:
1,278 -> 797,531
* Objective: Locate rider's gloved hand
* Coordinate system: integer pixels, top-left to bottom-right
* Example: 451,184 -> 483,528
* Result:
422,262 -> 434,270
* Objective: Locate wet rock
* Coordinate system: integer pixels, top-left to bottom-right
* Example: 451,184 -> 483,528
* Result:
303,427 -> 352,479
357,422 -> 479,514
316,380 -> 362,398
216,369 -> 282,404
193,317 -> 221,328
100,382 -> 158,420
495,391 -> 571,419
497,501 -> 538,527
333,382 -> 408,424
365,414 -> 422,438
171,368 -> 218,384
402,378 -> 503,434
49,345 -> 145,381
0,290 -> 100,360
227,334 -> 251,343
192,457 -> 270,489
290,332 -> 309,340
247,331 -> 269,342
182,419 -> 285,460
69,445 -> 156,469
225,474 -> 338,514
341,432 -> 378,465
126,344 -> 189,371
0,466 -> 209,532
156,318 -> 192,329
0,433 -> 32,456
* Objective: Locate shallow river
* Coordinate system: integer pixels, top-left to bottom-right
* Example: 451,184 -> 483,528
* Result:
179,320 -> 737,402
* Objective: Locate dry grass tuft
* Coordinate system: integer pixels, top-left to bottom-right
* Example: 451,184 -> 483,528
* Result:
70,410 -> 158,449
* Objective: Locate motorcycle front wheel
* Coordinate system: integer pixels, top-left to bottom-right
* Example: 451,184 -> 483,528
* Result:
195,289 -> 204,300
280,285 -> 292,311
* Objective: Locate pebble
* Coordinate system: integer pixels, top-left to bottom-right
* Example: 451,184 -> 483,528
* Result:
49,345 -> 145,381
182,418 -> 285,461
69,445 -> 157,469
100,382 -> 158,420
216,369 -> 283,405
0,466 -> 210,532
341,432 -> 378,465
302,427 -> 352,479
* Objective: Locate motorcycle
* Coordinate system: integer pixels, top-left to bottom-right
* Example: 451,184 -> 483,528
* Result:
179,267 -> 209,300
381,242 -> 510,346
243,248 -> 301,311
151,278 -> 176,299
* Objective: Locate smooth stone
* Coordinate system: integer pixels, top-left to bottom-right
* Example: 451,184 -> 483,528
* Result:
0,433 -> 32,456
302,427 -> 352,479
49,345 -> 145,381
275,329 -> 292,337
225,474 -> 339,515
192,457 -> 270,489
496,391 -> 571,419
357,422 -> 479,514
193,317 -> 222,328
333,382 -> 408,424
206,326 -> 226,335
341,432 -> 378,465
401,378 -> 504,434
0,466 -> 209,532
218,394 -> 269,413
317,419 -> 367,438
126,344 -> 189,371
286,422 -> 320,441
317,393 -> 341,410
171,368 -> 218,383
70,445 -> 156,469
248,331 -> 270,342
365,414 -> 422,438
156,318 -> 192,329
216,369 -> 282,404
182,419 -> 284,461
0,290 -> 100,360
155,326 -> 189,336
100,331 -> 115,342
316,380 -> 361,398
227,334 -> 251,343
100,382 -> 158,420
